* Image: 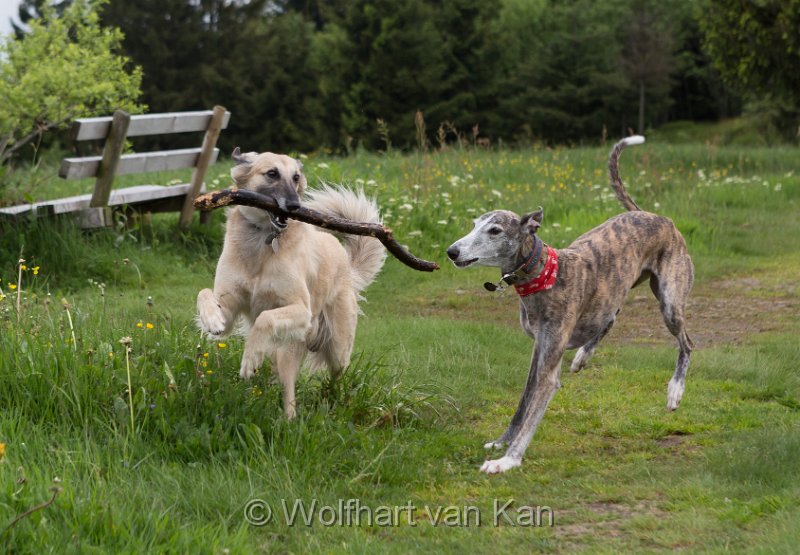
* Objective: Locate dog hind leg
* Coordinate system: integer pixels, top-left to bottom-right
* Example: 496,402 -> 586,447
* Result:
650,264 -> 693,411
320,291 -> 358,379
570,311 -> 618,373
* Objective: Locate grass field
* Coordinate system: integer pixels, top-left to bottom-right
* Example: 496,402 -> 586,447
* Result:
1,142 -> 799,553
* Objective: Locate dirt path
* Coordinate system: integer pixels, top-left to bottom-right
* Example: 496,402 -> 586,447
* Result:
613,276 -> 798,348
419,274 -> 798,348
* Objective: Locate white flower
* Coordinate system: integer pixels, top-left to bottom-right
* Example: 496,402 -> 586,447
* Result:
367,179 -> 376,186
437,220 -> 448,225
490,189 -> 502,198
774,184 -> 782,192
355,178 -> 365,185
407,230 -> 422,237
400,203 -> 413,211
299,153 -> 308,159
551,222 -> 561,228
654,202 -> 661,209
317,162 -> 330,169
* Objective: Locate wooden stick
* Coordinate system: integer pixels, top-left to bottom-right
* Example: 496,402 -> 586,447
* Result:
194,188 -> 440,272
2,486 -> 62,536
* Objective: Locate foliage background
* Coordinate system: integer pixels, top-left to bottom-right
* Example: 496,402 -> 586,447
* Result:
11,0 -> 798,156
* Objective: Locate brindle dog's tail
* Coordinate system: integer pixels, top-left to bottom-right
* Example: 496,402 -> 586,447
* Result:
608,135 -> 645,211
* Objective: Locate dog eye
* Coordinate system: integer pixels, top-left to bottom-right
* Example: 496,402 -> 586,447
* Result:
266,169 -> 279,179
488,227 -> 502,235
292,173 -> 300,183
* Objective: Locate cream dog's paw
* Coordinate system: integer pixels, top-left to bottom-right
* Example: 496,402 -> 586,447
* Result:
197,289 -> 226,337
239,349 -> 262,380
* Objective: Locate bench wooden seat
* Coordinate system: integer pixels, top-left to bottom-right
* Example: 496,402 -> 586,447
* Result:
0,106 -> 230,228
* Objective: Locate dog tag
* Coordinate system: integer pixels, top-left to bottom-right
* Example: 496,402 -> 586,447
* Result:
271,237 -> 280,253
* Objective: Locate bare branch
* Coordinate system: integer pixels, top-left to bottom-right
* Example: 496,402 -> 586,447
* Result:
2,486 -> 62,536
194,188 -> 440,272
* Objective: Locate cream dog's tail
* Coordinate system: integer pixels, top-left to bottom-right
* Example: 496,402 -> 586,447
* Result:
608,135 -> 645,211
304,184 -> 387,293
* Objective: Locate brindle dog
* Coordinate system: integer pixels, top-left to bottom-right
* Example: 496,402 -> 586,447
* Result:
446,136 -> 694,474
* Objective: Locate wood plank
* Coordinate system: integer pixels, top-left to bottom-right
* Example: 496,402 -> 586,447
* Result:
60,148 -> 219,179
72,110 -> 232,141
180,105 -> 227,228
0,183 -> 202,217
90,110 -> 131,207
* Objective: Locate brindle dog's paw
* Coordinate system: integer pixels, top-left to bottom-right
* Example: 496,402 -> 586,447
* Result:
480,456 -> 521,475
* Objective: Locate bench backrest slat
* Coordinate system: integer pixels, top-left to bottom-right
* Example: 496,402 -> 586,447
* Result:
71,110 -> 231,141
59,148 -> 219,180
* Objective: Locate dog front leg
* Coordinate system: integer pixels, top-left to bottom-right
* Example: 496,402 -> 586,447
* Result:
484,346 -> 541,450
240,304 -> 312,380
197,288 -> 240,338
481,340 -> 565,475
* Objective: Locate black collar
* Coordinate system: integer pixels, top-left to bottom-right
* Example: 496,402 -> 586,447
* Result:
484,235 -> 546,292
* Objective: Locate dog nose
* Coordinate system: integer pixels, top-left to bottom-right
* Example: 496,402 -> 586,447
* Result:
285,199 -> 301,211
446,245 -> 460,261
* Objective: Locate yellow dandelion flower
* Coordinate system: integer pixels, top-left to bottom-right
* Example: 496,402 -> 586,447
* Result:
146,323 -> 154,330
136,321 -> 143,328
0,442 -> 5,461
202,360 -> 208,368
206,370 -> 213,375
32,266 -> 40,275
202,352 -> 209,358
9,284 -> 16,290
109,352 -> 114,358
19,265 -> 27,271
218,342 -> 227,349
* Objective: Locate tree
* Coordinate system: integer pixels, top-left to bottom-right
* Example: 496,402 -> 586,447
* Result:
0,0 -> 143,164
699,0 -> 800,134
482,0 -> 630,143
618,2 -> 677,133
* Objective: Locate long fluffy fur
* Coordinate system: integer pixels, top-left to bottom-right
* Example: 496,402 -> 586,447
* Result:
304,185 -> 387,294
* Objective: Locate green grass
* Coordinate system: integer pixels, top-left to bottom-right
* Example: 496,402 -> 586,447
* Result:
1,142 -> 799,553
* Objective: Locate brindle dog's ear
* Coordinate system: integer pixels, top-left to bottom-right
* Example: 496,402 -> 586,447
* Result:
520,207 -> 544,235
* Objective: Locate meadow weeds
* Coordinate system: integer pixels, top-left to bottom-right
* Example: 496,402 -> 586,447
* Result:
0,142 -> 798,552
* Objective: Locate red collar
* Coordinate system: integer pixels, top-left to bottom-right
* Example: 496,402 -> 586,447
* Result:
513,246 -> 558,297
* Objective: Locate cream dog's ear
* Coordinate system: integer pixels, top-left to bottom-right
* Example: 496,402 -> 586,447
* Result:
230,147 -> 256,184
231,147 -> 251,165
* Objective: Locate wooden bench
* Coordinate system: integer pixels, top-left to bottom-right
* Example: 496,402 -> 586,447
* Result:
0,105 -> 230,228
